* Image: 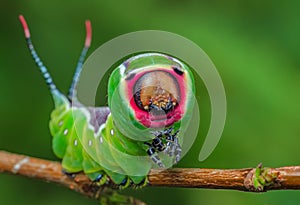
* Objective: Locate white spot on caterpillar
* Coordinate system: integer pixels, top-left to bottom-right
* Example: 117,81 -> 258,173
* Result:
88,140 -> 92,146
74,139 -> 78,146
99,136 -> 103,144
12,157 -> 29,174
110,129 -> 114,136
63,129 -> 68,135
58,121 -> 63,127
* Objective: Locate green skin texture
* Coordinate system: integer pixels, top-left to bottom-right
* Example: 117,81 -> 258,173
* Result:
49,53 -> 195,187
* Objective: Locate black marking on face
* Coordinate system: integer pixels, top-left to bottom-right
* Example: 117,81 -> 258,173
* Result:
125,72 -> 136,81
133,89 -> 144,110
172,66 -> 184,76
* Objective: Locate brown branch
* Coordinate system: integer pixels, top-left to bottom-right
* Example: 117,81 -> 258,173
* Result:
0,150 -> 145,205
1,150 -> 300,204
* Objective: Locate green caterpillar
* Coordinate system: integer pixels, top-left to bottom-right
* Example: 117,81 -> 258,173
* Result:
19,15 -> 195,188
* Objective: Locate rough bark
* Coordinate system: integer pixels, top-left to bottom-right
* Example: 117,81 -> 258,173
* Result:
1,150 -> 300,204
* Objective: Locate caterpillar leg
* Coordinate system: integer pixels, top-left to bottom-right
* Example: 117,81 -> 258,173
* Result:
63,170 -> 108,186
145,145 -> 164,168
150,127 -> 174,152
164,130 -> 181,164
146,127 -> 182,167
163,128 -> 178,154
62,169 -> 77,179
118,177 -> 132,189
86,172 -> 108,186
131,177 -> 148,189
173,137 -> 182,164
145,132 -> 166,167
116,176 -> 148,189
153,127 -> 181,164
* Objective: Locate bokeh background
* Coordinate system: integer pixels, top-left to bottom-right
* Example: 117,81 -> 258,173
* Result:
1,0 -> 300,204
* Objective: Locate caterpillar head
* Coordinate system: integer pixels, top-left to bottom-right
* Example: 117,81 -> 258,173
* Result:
108,53 -> 195,139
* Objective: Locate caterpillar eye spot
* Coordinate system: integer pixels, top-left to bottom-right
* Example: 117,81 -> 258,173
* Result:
172,66 -> 184,76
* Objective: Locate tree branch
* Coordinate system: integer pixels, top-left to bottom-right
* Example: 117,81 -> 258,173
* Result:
1,150 -> 300,204
0,150 -> 145,205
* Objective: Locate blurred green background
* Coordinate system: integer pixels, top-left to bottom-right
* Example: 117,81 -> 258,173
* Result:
1,0 -> 300,204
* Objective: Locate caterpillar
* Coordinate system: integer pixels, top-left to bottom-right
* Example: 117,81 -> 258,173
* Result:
19,15 -> 195,188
